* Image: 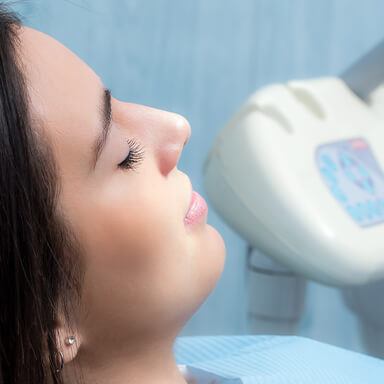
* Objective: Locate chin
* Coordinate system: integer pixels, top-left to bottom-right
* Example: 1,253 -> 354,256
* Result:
201,223 -> 226,294
208,222 -> 226,254
173,224 -> 226,329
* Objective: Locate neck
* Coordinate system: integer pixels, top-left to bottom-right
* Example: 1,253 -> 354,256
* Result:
63,334 -> 188,384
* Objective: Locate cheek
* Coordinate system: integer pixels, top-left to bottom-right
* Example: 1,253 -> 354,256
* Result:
81,180 -> 191,286
70,171 -> 226,331
78,184 -> 202,328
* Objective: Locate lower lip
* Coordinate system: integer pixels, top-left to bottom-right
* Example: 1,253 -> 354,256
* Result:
184,191 -> 208,226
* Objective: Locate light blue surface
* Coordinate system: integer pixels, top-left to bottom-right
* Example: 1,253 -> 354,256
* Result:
175,335 -> 384,383
12,0 -> 384,355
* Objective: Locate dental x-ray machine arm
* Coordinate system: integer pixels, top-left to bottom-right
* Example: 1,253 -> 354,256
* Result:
203,38 -> 384,353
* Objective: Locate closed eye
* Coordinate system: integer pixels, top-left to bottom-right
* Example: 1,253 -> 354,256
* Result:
118,138 -> 145,171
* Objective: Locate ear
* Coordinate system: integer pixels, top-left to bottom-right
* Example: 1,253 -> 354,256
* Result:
54,312 -> 82,365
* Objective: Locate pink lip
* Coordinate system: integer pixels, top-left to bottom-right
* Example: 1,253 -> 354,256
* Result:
184,190 -> 208,226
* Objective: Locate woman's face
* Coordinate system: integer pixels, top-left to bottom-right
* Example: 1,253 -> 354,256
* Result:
19,26 -> 225,352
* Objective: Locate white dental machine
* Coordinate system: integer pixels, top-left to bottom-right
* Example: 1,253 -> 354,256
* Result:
203,39 -> 384,357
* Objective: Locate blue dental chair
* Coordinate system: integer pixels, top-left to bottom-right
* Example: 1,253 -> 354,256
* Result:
175,335 -> 384,383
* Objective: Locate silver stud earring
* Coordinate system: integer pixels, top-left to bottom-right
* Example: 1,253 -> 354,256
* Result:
64,335 -> 76,346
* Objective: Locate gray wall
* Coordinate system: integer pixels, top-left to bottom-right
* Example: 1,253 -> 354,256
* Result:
14,0 -> 384,355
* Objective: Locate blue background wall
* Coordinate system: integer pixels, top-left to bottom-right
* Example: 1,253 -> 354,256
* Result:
13,0 -> 384,355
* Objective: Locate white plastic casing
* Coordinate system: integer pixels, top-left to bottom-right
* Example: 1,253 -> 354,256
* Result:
203,77 -> 384,286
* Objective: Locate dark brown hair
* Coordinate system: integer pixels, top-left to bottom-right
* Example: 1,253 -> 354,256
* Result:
0,2 -> 85,383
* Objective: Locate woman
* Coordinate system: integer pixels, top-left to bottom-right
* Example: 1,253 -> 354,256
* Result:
0,3 -> 226,383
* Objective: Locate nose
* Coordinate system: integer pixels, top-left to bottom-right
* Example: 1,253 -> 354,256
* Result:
156,112 -> 191,176
116,100 -> 191,176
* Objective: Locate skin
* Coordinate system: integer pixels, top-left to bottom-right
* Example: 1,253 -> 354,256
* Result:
17,26 -> 226,384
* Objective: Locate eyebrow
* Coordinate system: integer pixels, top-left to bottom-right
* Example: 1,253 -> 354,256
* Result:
92,87 -> 112,169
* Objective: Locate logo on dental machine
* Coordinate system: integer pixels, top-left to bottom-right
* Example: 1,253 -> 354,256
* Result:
316,138 -> 384,227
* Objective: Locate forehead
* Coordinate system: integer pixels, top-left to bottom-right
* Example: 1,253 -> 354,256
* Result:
17,26 -> 102,178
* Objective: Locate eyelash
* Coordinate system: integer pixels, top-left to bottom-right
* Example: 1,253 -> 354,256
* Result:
118,138 -> 145,171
